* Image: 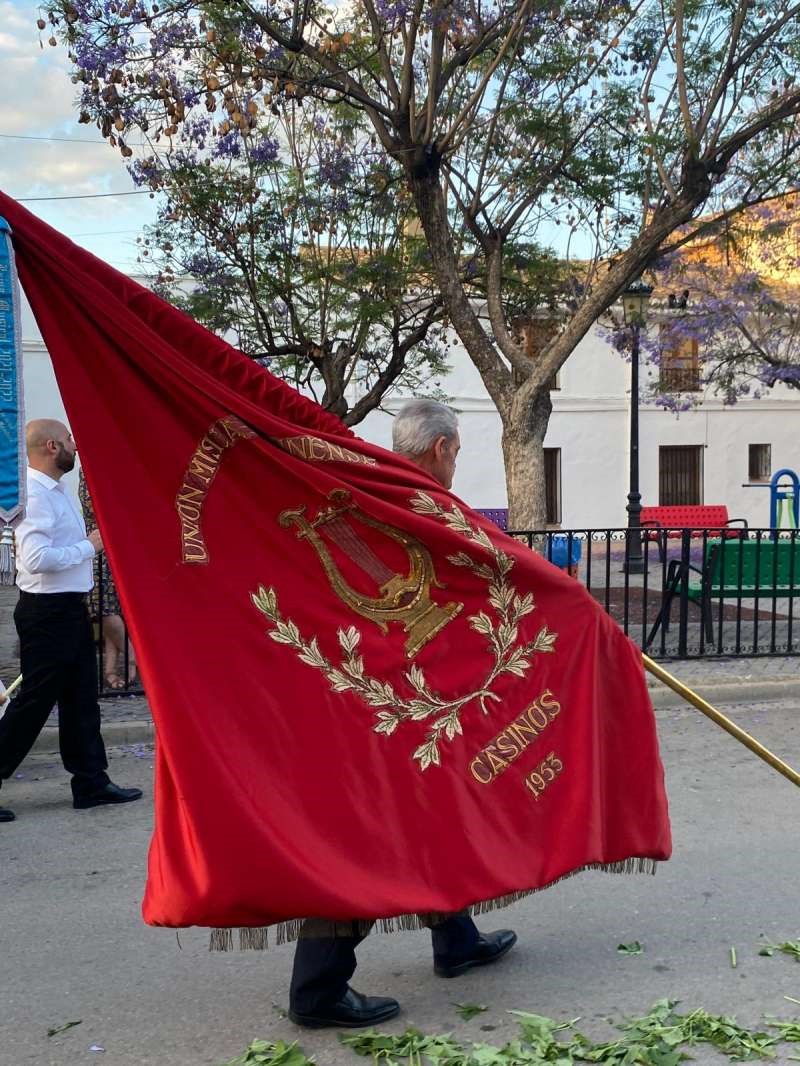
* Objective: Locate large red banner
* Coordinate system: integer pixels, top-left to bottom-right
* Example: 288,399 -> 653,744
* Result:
0,192 -> 670,932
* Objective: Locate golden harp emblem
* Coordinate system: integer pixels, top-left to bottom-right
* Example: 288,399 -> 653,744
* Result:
279,489 -> 462,657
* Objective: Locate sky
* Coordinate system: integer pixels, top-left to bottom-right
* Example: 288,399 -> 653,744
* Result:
0,0 -> 157,271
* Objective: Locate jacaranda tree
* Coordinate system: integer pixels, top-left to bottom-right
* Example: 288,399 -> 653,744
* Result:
42,0 -> 800,520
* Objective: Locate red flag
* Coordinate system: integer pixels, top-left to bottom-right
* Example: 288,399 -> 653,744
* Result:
0,192 -> 670,933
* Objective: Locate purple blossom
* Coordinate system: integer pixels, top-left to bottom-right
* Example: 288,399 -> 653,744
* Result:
249,136 -> 279,164
319,147 -> 354,186
73,37 -> 128,78
128,157 -> 161,187
183,251 -> 228,280
374,0 -> 411,25
181,116 -> 211,149
214,132 -> 243,159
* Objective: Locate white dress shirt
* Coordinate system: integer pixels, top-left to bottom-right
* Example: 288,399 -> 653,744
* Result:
15,468 -> 96,593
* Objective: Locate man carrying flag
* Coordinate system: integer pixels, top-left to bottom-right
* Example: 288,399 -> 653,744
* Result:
287,399 -> 516,1029
0,191 -> 671,1023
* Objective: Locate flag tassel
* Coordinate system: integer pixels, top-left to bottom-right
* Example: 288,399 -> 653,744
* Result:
208,858 -> 659,951
0,524 -> 15,585
642,654 -> 800,789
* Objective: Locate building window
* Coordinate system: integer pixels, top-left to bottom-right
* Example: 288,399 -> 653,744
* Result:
659,327 -> 701,392
748,443 -> 771,482
659,445 -> 703,505
544,448 -> 562,525
511,317 -> 560,391
511,366 -> 560,391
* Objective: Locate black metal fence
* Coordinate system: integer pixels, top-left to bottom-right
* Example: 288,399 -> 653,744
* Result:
94,525 -> 800,695
510,526 -> 800,660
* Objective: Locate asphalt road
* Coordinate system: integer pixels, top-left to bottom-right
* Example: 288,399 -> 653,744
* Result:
2,696 -> 800,1066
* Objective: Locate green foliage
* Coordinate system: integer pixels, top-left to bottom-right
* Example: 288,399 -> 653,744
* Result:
341,1000 -> 795,1065
617,1001 -> 777,1061
759,938 -> 800,961
454,1004 -> 489,1021
617,942 -> 644,955
46,1019 -> 82,1038
42,0 -> 800,518
766,1018 -> 800,1042
221,1039 -> 314,1066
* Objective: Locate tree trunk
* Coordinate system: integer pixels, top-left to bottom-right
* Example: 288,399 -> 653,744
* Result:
407,158 -> 513,411
502,385 -> 553,529
407,160 -> 556,525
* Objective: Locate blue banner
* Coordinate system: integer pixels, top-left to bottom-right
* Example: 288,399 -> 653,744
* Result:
0,216 -> 24,526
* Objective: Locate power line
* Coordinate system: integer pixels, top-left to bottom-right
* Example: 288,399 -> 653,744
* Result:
15,190 -> 153,202
0,132 -> 148,147
1,132 -> 110,145
68,228 -> 142,237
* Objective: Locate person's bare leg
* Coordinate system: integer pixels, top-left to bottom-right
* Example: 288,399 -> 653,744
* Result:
101,615 -> 126,688
109,614 -> 137,684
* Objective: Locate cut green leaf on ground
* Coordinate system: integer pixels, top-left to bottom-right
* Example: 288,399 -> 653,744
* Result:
617,941 -> 644,954
454,1003 -> 488,1021
221,1040 -> 314,1066
760,940 -> 800,961
341,1000 -> 791,1064
46,1020 -> 82,1038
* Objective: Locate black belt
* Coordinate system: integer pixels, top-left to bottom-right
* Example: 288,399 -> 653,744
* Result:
18,590 -> 87,604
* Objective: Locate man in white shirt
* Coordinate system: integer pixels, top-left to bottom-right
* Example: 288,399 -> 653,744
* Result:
0,419 -> 142,822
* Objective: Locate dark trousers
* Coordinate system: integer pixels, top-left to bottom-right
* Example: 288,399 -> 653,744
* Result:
290,914 -> 480,1014
0,591 -> 109,800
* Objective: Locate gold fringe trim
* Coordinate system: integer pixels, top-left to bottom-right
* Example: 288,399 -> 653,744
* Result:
208,857 -> 658,951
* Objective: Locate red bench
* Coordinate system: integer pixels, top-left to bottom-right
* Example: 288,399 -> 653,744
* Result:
640,505 -> 748,561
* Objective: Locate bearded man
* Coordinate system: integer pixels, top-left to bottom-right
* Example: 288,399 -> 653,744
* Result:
0,419 -> 141,822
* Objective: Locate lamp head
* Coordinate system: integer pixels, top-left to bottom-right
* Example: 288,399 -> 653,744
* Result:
621,279 -> 654,326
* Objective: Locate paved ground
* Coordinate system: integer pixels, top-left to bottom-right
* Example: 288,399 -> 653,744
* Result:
23,654 -> 798,753
2,694 -> 800,1066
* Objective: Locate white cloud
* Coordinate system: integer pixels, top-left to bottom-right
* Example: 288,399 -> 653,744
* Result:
0,1 -> 158,267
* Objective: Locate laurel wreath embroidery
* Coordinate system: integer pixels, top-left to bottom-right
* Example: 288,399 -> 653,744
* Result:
252,491 -> 557,770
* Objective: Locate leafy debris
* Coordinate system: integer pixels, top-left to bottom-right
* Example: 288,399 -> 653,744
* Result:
617,941 -> 644,955
341,999 -> 788,1064
454,1003 -> 489,1021
760,939 -> 800,962
221,1040 -> 314,1066
46,1020 -> 82,1038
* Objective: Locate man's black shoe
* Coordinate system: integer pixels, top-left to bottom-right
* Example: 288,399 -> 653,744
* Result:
73,782 -> 143,809
434,928 -> 517,978
0,806 -> 15,822
289,987 -> 400,1029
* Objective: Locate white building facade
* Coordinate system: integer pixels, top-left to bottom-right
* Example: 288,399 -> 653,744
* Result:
355,324 -> 800,530
19,290 -> 800,530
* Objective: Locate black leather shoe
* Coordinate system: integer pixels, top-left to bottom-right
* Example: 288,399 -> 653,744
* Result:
73,782 -> 143,809
434,928 -> 517,978
0,806 -> 15,822
289,987 -> 400,1029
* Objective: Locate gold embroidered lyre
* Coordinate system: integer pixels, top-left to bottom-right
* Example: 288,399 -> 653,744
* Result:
279,489 -> 462,657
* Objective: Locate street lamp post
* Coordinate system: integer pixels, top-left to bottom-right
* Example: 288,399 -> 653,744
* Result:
621,279 -> 654,575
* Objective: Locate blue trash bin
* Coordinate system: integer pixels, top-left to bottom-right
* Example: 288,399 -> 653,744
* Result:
548,534 -> 582,574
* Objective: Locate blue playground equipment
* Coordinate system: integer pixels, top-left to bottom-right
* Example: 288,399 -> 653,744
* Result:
769,468 -> 799,530
743,468 -> 799,531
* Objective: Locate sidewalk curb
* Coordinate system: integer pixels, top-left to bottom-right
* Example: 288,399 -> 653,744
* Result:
32,719 -> 155,753
27,677 -> 800,753
648,677 -> 800,709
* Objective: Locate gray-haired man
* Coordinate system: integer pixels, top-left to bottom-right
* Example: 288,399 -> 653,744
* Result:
391,398 -> 461,491
288,399 -> 516,1030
